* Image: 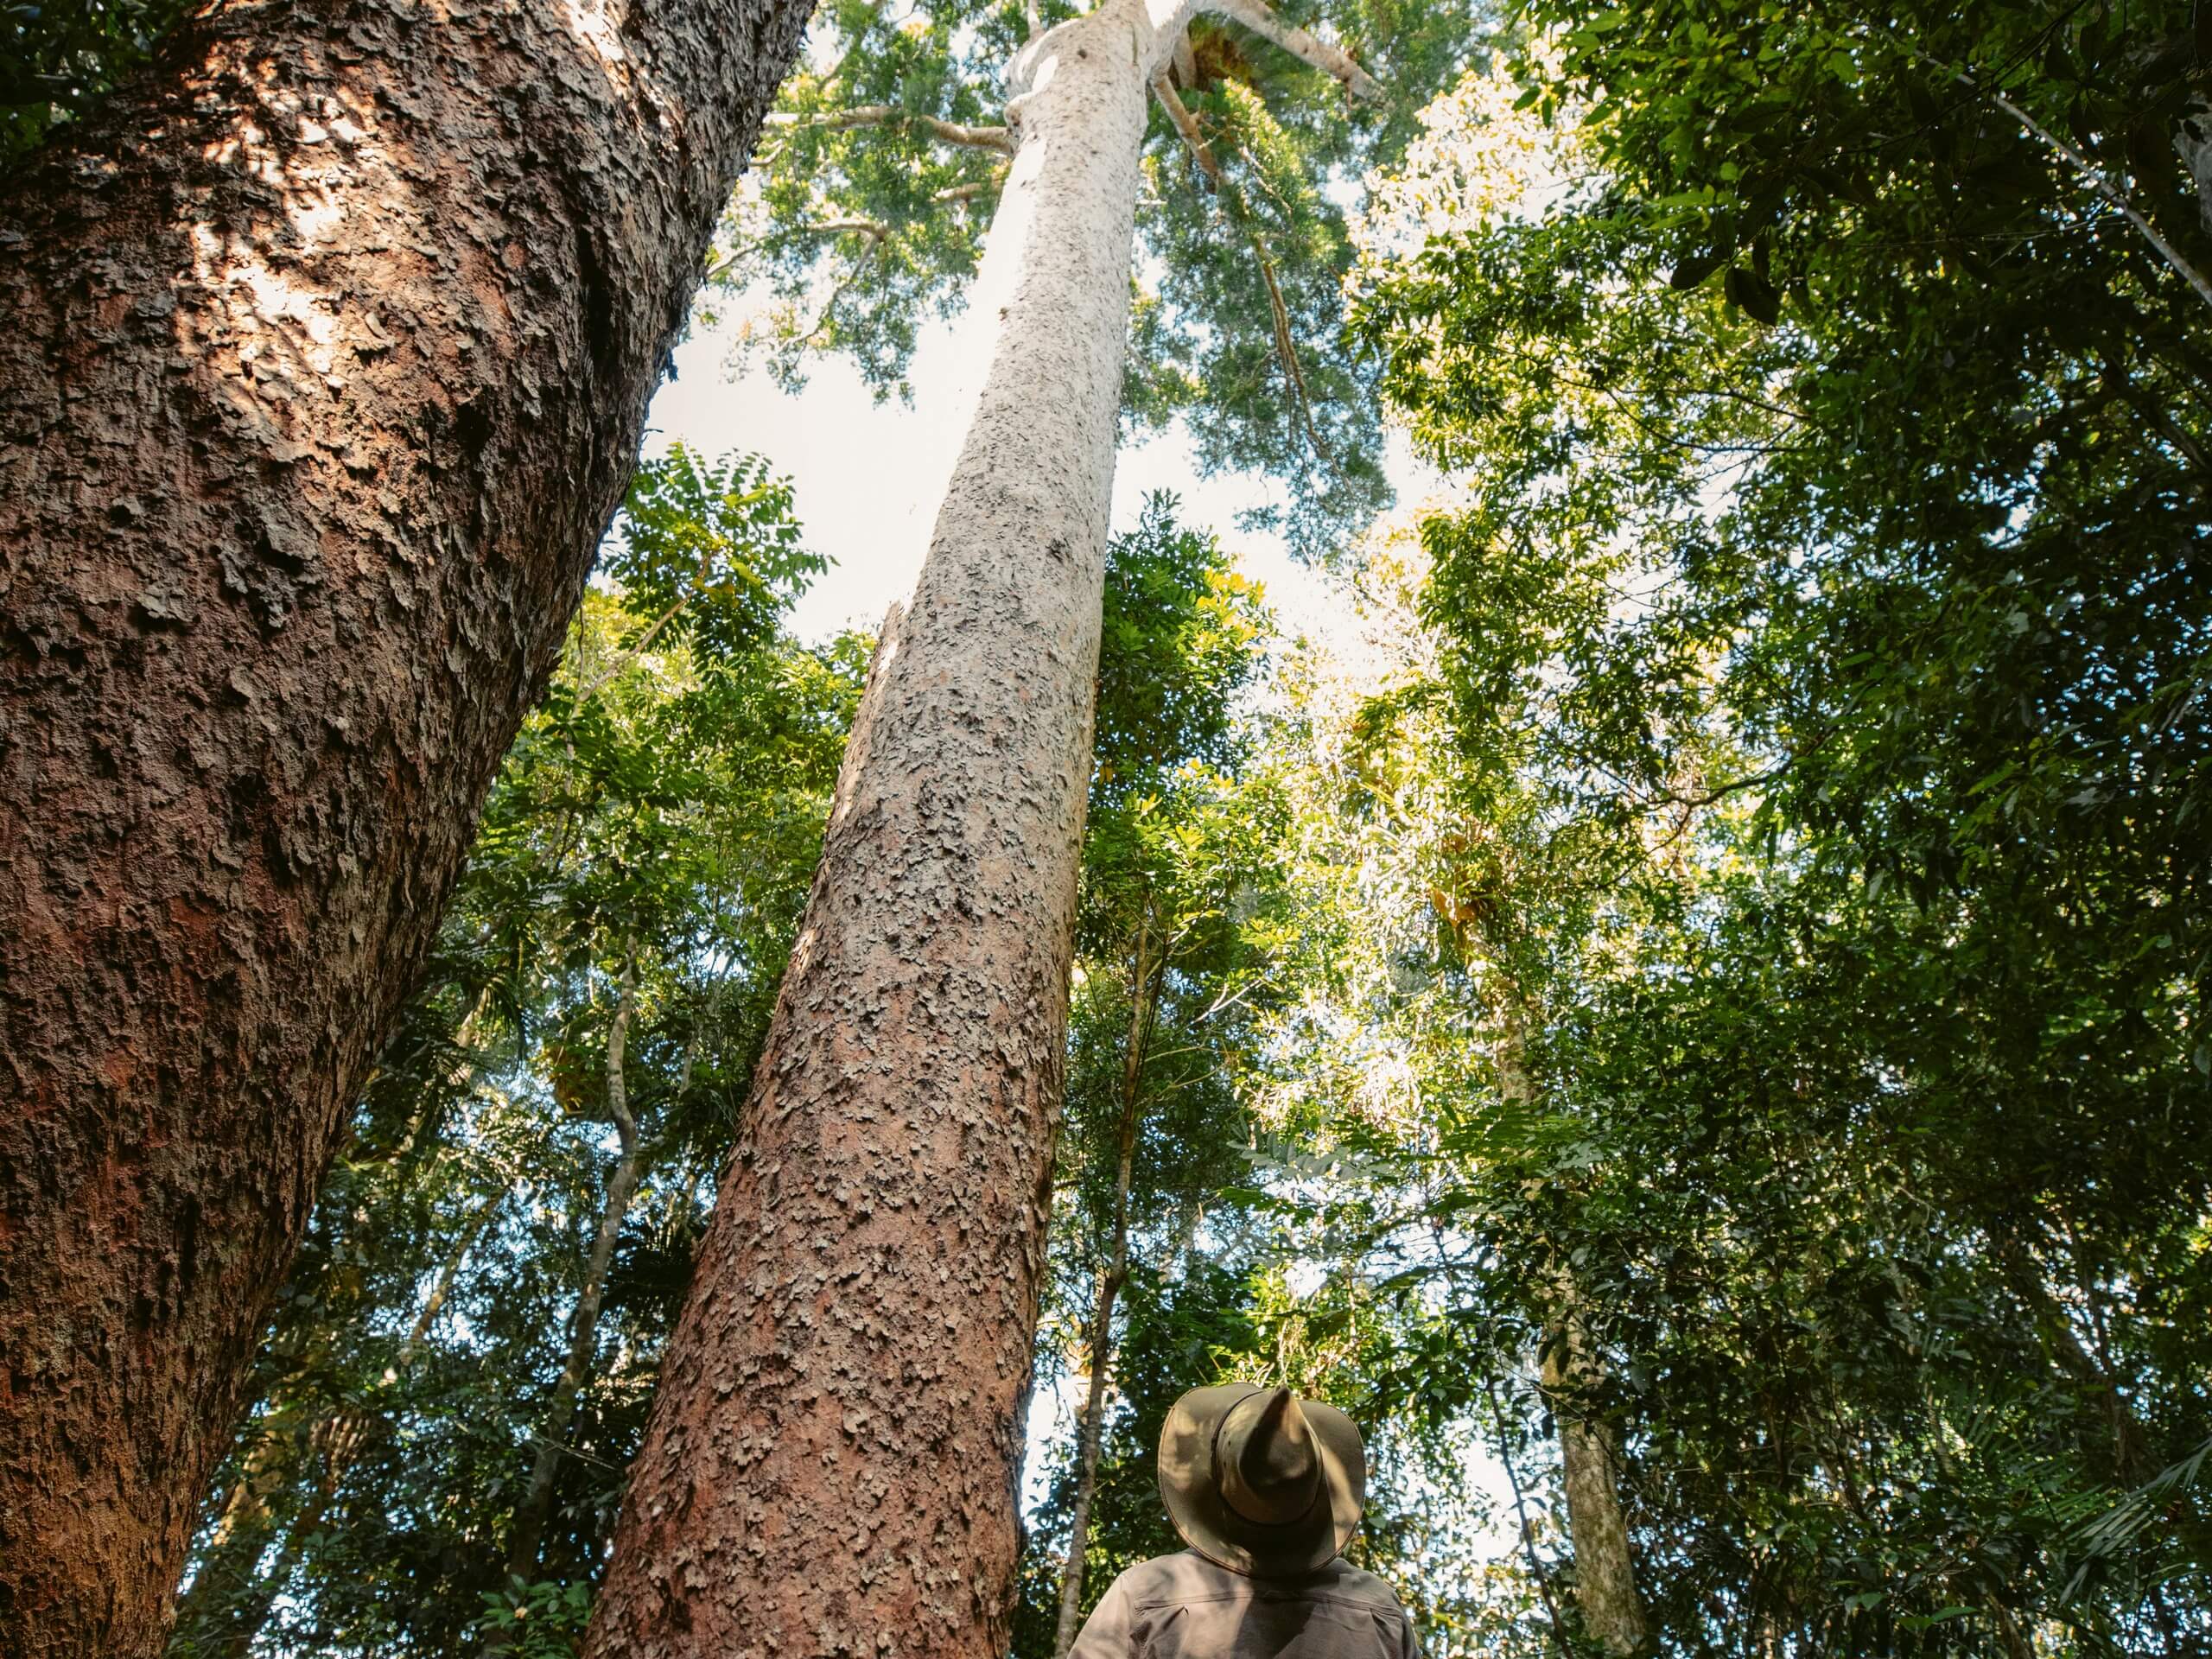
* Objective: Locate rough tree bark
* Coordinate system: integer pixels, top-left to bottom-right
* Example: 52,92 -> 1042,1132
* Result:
583,4 -> 1371,1652
1052,921 -> 1154,1659
506,955 -> 646,1585
0,0 -> 812,1645
1498,1014 -> 1649,1659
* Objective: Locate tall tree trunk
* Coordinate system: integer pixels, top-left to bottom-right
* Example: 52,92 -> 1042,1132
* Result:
1497,1014 -> 1649,1659
584,2 -> 1368,1648
0,0 -> 810,1648
583,7 -> 1155,1649
1052,924 -> 1151,1659
1537,1272 -> 1649,1659
506,957 -> 646,1584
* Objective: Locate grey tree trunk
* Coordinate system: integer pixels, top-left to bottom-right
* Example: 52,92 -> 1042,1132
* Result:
1052,925 -> 1151,1659
1497,1014 -> 1649,1658
1993,1228 -> 2145,1483
506,958 -> 646,1584
0,0 -> 810,1644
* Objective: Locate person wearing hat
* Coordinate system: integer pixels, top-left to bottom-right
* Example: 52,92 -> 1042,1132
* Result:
1065,1383 -> 1417,1659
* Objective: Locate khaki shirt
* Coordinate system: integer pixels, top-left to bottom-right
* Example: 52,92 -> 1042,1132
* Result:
1067,1550 -> 1418,1659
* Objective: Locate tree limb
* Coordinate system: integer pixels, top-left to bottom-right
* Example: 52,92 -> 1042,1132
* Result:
1212,0 -> 1383,103
702,216 -> 890,284
1869,25 -> 2212,311
800,232 -> 890,348
1983,85 -> 2212,312
763,105 -> 1016,154
1152,73 -> 1332,459
933,174 -> 1007,207
1151,71 -> 1222,186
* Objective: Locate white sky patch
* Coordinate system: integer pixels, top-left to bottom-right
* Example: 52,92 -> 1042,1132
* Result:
643,302 -> 1380,652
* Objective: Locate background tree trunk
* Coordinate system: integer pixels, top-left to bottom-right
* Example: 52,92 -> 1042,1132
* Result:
1052,925 -> 1152,1659
0,0 -> 810,1646
581,7 -> 1163,1649
1497,1011 -> 1649,1658
1538,1273 -> 1649,1658
171,1180 -> 504,1658
506,957 -> 645,1585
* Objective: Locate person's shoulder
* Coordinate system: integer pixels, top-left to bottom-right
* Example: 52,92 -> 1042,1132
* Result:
1112,1549 -> 1243,1608
1299,1557 -> 1411,1615
1109,1551 -> 1409,1618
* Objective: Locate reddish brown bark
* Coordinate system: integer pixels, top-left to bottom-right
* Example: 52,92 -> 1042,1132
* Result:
586,577 -> 1097,1659
0,0 -> 811,1647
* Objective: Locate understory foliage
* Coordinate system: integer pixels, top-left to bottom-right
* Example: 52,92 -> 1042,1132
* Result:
1307,0 -> 2212,1649
0,0 -> 191,162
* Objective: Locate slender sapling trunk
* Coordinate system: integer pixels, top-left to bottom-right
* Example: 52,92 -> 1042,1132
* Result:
507,957 -> 646,1583
1052,922 -> 1153,1657
1498,1011 -> 1649,1658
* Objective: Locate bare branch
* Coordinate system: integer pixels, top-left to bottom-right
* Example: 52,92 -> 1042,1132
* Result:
1213,0 -> 1383,103
801,234 -> 889,347
1024,0 -> 1042,41
571,593 -> 691,705
1982,86 -> 2212,311
701,179 -> 996,289
801,218 -> 893,241
1150,73 -> 1221,187
933,173 -> 1007,206
1151,73 -> 1331,460
1868,24 -> 2212,311
763,105 -> 1016,155
1254,245 -> 1331,459
702,217 -> 887,284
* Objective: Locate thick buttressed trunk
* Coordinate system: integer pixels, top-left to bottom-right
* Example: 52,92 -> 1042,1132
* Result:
0,0 -> 810,1645
582,9 -> 1155,1653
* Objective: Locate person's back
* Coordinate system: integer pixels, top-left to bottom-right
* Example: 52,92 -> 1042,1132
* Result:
1071,1549 -> 1414,1659
1065,1384 -> 1416,1659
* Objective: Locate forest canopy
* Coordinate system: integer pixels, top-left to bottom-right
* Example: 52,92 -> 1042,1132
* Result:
2,0 -> 2206,1654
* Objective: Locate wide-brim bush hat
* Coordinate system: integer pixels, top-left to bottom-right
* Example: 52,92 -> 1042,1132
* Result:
1157,1383 -> 1365,1578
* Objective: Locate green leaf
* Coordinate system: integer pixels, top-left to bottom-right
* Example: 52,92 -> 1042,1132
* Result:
1723,263 -> 1780,324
